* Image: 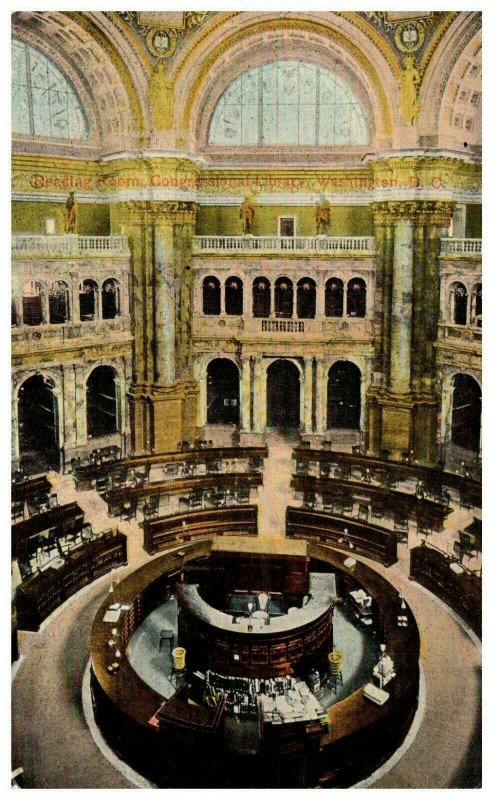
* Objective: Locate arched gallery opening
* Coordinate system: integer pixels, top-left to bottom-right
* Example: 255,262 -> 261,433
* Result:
266,359 -> 301,429
451,373 -> 481,453
18,374 -> 59,470
206,358 -> 240,425
86,366 -> 118,439
327,361 -> 361,429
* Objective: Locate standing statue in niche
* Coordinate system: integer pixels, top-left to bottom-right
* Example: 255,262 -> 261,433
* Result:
64,191 -> 77,233
148,60 -> 174,131
400,54 -> 421,126
315,196 -> 331,235
240,197 -> 255,234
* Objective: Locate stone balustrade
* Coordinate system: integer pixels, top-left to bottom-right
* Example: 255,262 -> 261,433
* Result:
12,234 -> 130,257
193,235 -> 376,255
440,238 -> 482,255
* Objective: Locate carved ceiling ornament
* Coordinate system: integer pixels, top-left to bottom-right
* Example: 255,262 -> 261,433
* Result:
117,11 -> 212,60
360,11 -> 450,66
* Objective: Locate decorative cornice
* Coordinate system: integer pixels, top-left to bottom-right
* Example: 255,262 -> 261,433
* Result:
372,200 -> 455,225
113,199 -> 198,225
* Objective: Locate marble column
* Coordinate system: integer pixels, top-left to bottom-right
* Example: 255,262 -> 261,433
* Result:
315,358 -> 325,435
390,220 -> 413,393
74,364 -> 87,445
253,357 -> 266,432
303,357 -> 313,434
154,222 -> 176,386
241,356 -> 251,431
62,365 -> 77,452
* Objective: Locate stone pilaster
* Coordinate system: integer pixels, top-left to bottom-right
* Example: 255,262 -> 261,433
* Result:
368,201 -> 453,463
303,357 -> 313,434
240,355 -> 251,432
112,200 -> 198,453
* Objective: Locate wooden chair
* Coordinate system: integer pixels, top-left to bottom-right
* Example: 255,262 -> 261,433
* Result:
371,503 -> 384,522
236,486 -> 250,505
322,493 -> 334,512
319,462 -> 331,478
303,492 -> 316,510
358,503 -> 370,522
394,509 -> 409,541
143,494 -> 160,520
342,497 -> 354,515
11,500 -> 24,521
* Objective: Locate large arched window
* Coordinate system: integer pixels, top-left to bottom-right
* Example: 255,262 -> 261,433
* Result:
86,366 -> 118,438
102,278 -> 121,320
12,40 -> 89,139
471,282 -> 482,327
449,282 -> 468,326
253,277 -> 271,318
209,60 -> 369,147
203,276 -> 221,315
325,278 -> 344,317
274,277 -> 293,318
49,280 -> 70,324
297,277 -> 316,319
225,276 -> 243,316
346,278 -> 366,318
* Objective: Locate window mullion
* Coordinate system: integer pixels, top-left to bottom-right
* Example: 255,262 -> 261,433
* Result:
24,46 -> 35,135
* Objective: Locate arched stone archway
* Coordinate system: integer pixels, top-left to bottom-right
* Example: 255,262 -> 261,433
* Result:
451,373 -> 481,453
206,358 -> 240,425
266,359 -> 301,429
18,374 -> 60,471
86,365 -> 118,439
327,360 -> 361,430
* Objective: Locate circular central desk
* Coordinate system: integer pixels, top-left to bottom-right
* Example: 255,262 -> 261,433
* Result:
90,538 -> 420,789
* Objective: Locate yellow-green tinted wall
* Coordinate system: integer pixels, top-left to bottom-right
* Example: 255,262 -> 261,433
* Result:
196,205 -> 373,236
12,202 -> 110,235
466,204 -> 482,238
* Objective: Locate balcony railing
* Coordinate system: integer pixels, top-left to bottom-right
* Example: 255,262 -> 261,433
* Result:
12,234 -> 130,257
12,317 -> 132,346
440,238 -> 482,255
193,315 -> 373,340
437,322 -> 482,345
193,235 -> 376,255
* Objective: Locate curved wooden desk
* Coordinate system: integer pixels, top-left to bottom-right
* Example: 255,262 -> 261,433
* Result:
410,544 -> 481,638
286,506 -> 398,567
143,505 -> 258,554
90,539 -> 420,788
74,446 -> 268,490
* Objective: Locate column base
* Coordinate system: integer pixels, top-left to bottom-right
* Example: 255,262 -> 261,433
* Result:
129,381 -> 199,454
366,388 -> 438,464
239,430 -> 267,448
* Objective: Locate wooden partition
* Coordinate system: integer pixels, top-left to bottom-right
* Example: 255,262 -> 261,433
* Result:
291,474 -> 450,531
106,473 -> 262,517
293,448 -> 481,505
143,506 -> 258,554
410,544 -> 481,638
15,530 -> 127,631
12,502 -> 84,560
73,446 -> 268,490
286,507 -> 398,567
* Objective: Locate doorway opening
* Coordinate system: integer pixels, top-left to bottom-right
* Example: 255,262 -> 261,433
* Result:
207,359 -> 240,425
266,359 -> 300,428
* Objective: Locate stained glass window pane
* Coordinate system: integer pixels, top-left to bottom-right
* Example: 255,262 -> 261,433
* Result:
209,59 -> 368,147
11,40 -> 89,140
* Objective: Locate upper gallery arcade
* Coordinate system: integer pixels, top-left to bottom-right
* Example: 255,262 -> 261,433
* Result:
11,11 -> 481,471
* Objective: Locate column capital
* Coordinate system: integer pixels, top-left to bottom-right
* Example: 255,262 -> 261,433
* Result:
371,200 -> 455,226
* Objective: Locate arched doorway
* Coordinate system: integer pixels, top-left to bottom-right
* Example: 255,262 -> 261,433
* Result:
266,360 -> 300,428
206,359 -> 240,425
451,374 -> 481,452
327,361 -> 361,429
18,375 -> 59,471
86,366 -> 118,438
